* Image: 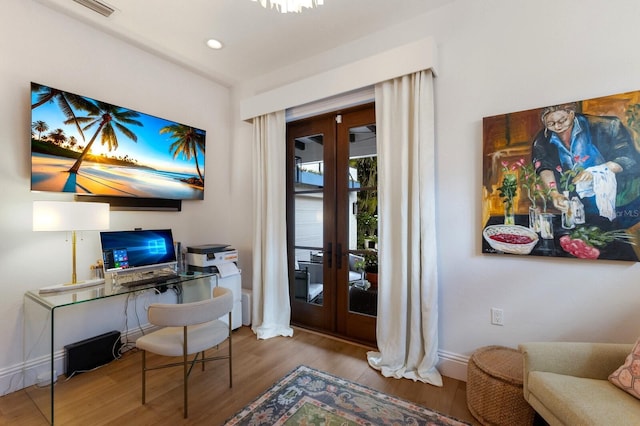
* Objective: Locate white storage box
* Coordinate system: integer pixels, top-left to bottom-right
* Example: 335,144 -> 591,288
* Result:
241,289 -> 252,326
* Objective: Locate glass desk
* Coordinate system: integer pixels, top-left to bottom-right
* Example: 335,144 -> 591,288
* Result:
23,272 -> 216,425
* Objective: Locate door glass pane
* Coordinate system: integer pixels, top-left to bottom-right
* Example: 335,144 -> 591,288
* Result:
294,133 -> 324,191
293,134 -> 324,306
347,125 -> 378,317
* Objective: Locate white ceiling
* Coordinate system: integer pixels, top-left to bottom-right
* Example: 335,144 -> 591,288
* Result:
36,0 -> 452,87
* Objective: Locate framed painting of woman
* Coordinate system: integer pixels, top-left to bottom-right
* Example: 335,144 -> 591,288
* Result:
482,90 -> 640,261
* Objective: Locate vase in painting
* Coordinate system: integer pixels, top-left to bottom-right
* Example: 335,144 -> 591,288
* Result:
504,202 -> 515,225
528,206 -> 540,232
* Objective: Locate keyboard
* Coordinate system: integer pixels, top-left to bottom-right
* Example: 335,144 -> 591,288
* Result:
118,271 -> 179,288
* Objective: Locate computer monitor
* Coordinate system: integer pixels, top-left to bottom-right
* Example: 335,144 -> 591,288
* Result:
100,229 -> 177,273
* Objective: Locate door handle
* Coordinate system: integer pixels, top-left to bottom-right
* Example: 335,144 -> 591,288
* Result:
327,243 -> 332,268
336,243 -> 343,269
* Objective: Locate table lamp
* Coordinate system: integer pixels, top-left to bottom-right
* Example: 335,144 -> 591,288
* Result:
33,201 -> 110,285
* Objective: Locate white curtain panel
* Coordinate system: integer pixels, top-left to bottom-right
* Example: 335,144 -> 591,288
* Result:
367,70 -> 442,386
251,110 -> 294,340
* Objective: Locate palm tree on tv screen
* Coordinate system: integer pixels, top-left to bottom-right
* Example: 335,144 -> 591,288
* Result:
67,100 -> 142,174
31,83 -> 95,141
160,124 -> 205,184
47,128 -> 67,146
31,120 -> 48,141
68,135 -> 78,150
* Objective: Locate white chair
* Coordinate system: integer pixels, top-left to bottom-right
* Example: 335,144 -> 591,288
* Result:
136,286 -> 233,418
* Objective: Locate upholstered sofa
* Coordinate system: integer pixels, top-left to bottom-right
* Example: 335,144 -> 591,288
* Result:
519,341 -> 640,425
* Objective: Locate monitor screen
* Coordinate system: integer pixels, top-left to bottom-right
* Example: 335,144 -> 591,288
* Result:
100,229 -> 177,272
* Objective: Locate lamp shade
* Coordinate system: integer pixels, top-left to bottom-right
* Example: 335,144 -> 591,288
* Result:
33,201 -> 110,232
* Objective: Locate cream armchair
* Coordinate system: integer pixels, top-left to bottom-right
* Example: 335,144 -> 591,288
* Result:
519,341 -> 640,425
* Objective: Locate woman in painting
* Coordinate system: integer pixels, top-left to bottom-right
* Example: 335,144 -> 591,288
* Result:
531,102 -> 640,227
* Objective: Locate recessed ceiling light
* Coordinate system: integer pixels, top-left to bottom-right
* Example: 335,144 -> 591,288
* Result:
206,39 -> 223,50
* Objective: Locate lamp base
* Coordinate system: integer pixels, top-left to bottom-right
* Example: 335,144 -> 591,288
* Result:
38,278 -> 106,294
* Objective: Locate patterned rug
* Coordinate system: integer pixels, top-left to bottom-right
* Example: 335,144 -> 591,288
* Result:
224,365 -> 471,425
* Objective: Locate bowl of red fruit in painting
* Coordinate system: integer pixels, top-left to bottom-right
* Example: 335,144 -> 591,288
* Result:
483,224 -> 539,255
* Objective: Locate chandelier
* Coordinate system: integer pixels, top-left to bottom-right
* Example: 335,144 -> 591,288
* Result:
252,0 -> 324,13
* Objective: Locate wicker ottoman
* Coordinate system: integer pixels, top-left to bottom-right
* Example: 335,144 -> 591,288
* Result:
466,345 -> 535,426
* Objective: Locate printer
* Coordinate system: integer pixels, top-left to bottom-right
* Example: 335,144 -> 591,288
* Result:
186,244 -> 238,272
185,244 -> 242,330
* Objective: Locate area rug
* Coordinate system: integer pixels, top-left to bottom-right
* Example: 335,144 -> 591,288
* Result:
224,365 -> 471,425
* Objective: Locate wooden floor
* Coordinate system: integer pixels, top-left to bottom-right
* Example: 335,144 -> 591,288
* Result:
0,326 -> 479,425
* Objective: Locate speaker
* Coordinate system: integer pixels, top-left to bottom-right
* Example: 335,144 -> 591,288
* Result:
65,330 -> 121,377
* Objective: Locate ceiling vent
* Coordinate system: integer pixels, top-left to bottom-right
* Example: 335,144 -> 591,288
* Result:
72,0 -> 115,17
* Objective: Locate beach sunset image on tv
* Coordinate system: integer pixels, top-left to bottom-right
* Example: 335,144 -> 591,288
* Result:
30,82 -> 206,200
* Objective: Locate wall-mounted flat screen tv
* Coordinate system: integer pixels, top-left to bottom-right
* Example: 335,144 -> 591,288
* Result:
30,82 -> 206,200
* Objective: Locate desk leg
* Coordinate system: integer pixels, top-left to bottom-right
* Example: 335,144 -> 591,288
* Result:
50,309 -> 55,425
23,295 -> 54,424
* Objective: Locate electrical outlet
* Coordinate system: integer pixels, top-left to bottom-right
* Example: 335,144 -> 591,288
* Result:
491,308 -> 504,326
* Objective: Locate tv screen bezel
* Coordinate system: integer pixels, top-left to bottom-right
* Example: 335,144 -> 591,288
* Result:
30,82 -> 206,202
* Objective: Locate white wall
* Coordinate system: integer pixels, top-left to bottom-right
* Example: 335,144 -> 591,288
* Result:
0,0 -> 234,394
434,0 -> 640,378
235,0 -> 640,380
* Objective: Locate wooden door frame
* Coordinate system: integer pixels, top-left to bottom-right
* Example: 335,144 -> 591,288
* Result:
335,106 -> 377,344
287,104 -> 377,346
287,114 -> 336,331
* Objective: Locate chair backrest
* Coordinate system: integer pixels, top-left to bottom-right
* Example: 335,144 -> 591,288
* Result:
147,286 -> 233,327
298,261 -> 322,283
348,253 -> 364,271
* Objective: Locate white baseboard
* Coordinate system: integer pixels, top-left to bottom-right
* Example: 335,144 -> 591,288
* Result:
437,349 -> 470,382
0,325 -> 154,397
0,359 -> 31,396
3,331 -> 471,396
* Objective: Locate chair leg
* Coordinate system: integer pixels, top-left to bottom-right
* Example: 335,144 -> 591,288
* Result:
201,351 -> 205,371
141,350 -> 146,405
183,326 -> 188,419
228,312 -> 233,388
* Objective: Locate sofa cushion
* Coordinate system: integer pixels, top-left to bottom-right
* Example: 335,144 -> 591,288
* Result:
609,339 -> 640,399
528,371 -> 640,425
